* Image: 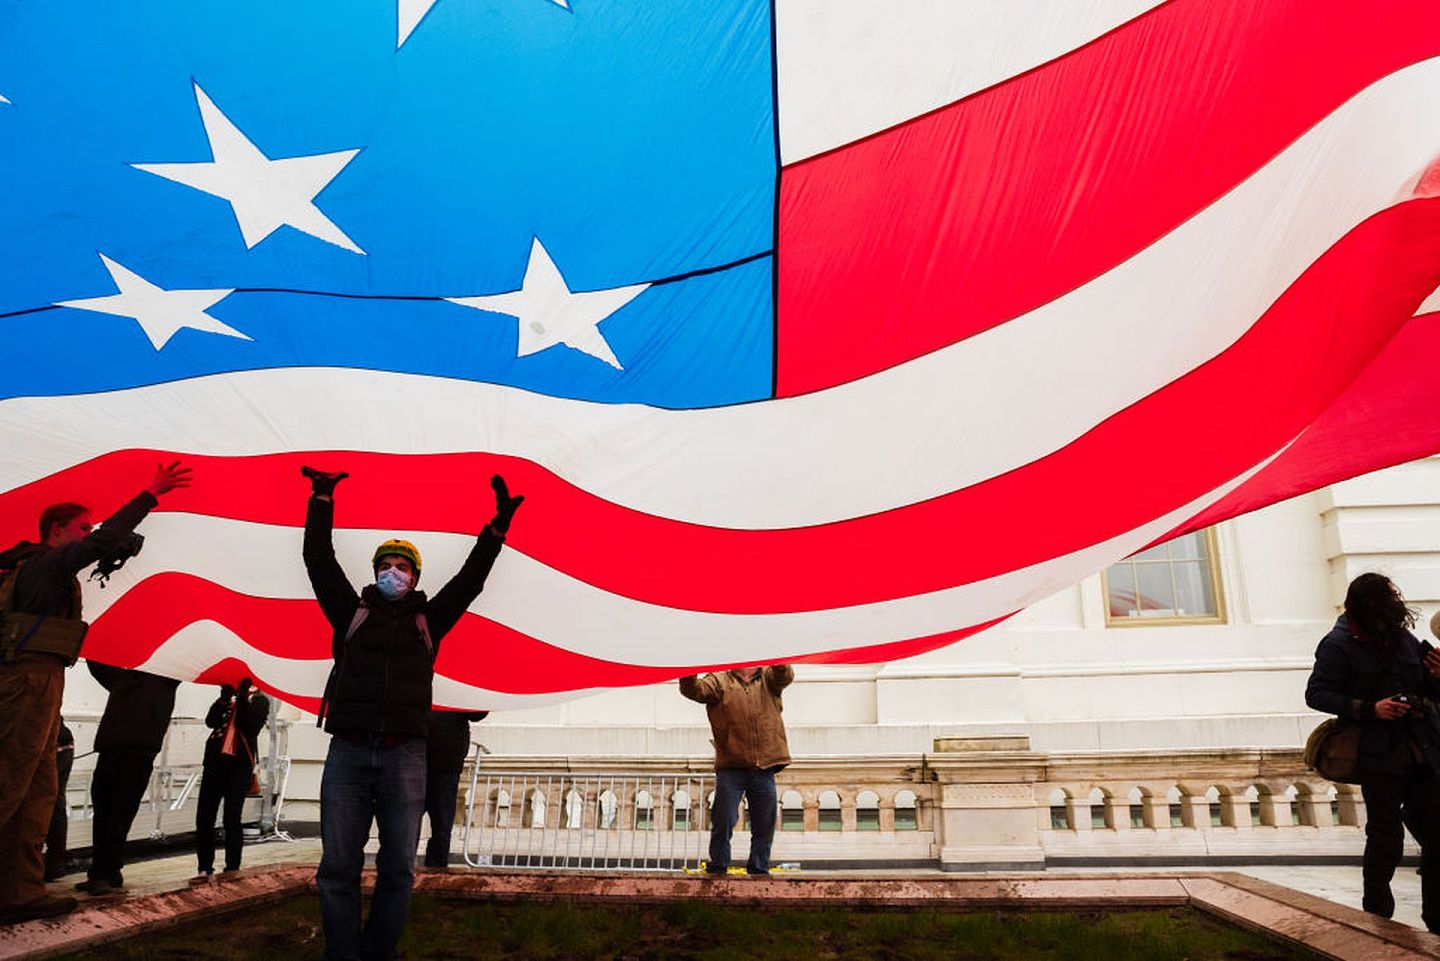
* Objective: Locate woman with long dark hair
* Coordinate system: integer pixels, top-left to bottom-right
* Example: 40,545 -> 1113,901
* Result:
1306,573 -> 1440,931
194,678 -> 269,878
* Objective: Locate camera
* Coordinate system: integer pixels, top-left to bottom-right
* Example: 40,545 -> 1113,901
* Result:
89,532 -> 144,587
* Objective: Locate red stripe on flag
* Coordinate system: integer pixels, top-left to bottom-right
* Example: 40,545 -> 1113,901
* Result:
9,200 -> 1437,615
776,0 -> 1440,395
1166,311 -> 1440,539
83,573 -> 1005,706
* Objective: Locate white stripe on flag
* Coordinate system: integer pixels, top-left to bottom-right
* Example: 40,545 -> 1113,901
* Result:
776,0 -> 1166,162
6,59 -> 1440,528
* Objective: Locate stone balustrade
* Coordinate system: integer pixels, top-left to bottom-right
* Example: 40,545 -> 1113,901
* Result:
453,736 -> 1380,872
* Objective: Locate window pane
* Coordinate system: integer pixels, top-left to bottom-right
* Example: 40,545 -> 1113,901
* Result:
1168,531 -> 1209,561
856,809 -> 880,832
1173,561 -> 1217,617
1106,565 -> 1140,618
781,809 -> 805,832
1105,528 -> 1222,625
1135,563 -> 1177,614
895,808 -> 918,831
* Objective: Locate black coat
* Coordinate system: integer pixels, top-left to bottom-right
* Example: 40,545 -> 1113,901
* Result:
203,689 -> 271,765
1305,615 -> 1440,776
89,661 -> 180,755
2,492 -> 157,623
303,496 -> 505,738
425,709 -> 487,773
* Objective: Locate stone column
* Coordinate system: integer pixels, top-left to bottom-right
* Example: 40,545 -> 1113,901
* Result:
1106,797 -> 1131,831
1296,793 -> 1331,828
927,736 -> 1045,871
1258,794 -> 1292,828
1143,796 -> 1171,831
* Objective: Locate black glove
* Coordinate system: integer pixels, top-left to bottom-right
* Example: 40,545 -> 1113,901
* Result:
238,677 -> 253,698
490,474 -> 525,533
302,465 -> 349,497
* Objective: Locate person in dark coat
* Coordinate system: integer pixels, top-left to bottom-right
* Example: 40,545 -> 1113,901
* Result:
44,720 -> 75,881
80,663 -> 181,895
1306,573 -> 1440,931
195,678 -> 270,877
0,461 -> 188,924
301,466 -> 522,961
422,709 -> 487,869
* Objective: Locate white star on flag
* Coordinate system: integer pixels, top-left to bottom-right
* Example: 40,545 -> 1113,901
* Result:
132,84 -> 364,254
397,0 -> 570,49
55,254 -> 248,350
0,94 -> 10,105
448,237 -> 646,369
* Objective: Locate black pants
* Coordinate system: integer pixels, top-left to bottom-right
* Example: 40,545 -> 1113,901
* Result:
88,749 -> 157,884
1360,764 -> 1440,931
45,747 -> 73,875
423,767 -> 463,867
195,755 -> 252,873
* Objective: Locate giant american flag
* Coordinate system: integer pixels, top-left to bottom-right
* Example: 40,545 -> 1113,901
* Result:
2,0 -> 1439,712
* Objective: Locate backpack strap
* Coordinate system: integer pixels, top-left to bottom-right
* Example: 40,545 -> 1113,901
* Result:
342,603 -> 371,645
317,601 -> 370,729
415,612 -> 434,661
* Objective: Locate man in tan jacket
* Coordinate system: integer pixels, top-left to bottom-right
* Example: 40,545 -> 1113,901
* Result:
679,664 -> 793,876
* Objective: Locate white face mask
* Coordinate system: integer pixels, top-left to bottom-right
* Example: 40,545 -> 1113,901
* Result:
376,568 -> 413,600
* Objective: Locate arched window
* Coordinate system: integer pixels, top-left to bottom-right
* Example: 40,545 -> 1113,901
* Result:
780,790 -> 805,832
1048,789 -> 1070,830
1205,786 -> 1223,827
1244,785 -> 1262,826
672,789 -> 692,831
635,790 -> 654,831
894,790 -> 918,831
596,790 -> 617,830
856,790 -> 880,832
529,790 -> 547,829
494,789 -> 511,829
1126,787 -> 1146,828
1088,788 -> 1109,830
1166,786 -> 1184,828
564,788 -> 584,829
818,790 -> 842,832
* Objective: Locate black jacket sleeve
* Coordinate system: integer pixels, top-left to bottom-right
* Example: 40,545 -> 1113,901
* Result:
425,526 -> 506,645
45,491 -> 158,576
18,493 -> 158,607
240,693 -> 270,736
205,694 -> 231,730
1306,635 -> 1365,721
302,496 -> 359,641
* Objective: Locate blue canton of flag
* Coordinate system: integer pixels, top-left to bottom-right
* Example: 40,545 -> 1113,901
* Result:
0,0 -> 776,407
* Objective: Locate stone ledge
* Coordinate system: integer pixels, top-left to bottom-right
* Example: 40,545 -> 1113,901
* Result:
2,865 -> 1436,961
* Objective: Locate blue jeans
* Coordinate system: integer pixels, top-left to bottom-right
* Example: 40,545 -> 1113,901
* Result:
709,768 -> 778,875
316,736 -> 427,961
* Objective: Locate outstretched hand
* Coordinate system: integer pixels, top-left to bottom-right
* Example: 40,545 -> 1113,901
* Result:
301,465 -> 349,498
490,474 -> 525,533
146,461 -> 192,498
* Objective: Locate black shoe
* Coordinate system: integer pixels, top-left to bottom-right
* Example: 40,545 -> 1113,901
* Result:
0,895 -> 78,925
75,878 -> 119,897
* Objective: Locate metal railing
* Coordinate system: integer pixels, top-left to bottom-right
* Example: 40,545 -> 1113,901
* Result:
63,712 -> 296,848
461,752 -> 715,871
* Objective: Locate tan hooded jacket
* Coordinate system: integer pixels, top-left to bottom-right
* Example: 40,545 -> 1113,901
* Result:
679,666 -> 794,771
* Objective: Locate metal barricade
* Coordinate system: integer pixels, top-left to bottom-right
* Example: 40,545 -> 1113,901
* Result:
461,753 -> 714,872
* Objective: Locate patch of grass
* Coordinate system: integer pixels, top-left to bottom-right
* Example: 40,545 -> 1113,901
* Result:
53,895 -> 1319,961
